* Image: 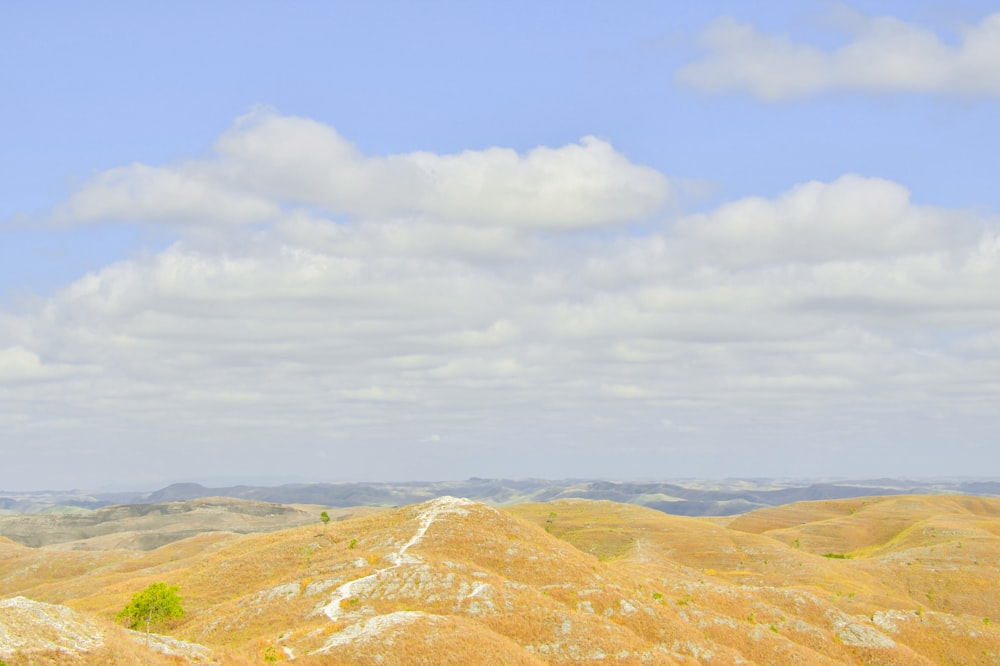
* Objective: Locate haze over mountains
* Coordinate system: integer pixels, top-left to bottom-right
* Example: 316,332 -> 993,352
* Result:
3,477 -> 999,517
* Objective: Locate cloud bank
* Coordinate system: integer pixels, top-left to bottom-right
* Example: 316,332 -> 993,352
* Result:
677,10 -> 1000,100
4,112 -> 1000,486
55,110 -> 670,230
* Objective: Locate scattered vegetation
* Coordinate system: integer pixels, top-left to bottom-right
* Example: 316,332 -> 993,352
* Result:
116,582 -> 184,642
545,511 -> 557,532
2,493 -> 1000,664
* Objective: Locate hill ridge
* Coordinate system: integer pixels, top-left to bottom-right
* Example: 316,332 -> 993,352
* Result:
315,496 -> 476,650
3,494 -> 1000,664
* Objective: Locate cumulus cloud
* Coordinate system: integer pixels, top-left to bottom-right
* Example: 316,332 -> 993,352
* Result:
55,110 -> 671,231
54,163 -> 281,226
677,10 -> 1000,100
5,115 -> 1000,486
672,174 -> 981,266
0,347 -> 52,382
0,345 -> 96,387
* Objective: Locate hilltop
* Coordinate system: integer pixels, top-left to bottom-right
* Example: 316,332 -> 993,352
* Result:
2,494 -> 1000,663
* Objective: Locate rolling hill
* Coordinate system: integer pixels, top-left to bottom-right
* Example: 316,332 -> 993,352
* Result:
2,494 -> 1000,664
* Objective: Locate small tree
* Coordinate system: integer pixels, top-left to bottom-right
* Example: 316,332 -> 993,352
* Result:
320,511 -> 331,530
117,582 -> 184,644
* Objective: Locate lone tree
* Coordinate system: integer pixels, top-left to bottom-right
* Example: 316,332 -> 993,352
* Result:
117,582 -> 184,644
320,511 -> 331,529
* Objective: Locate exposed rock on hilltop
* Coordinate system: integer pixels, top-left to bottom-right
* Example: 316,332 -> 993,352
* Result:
0,596 -> 215,664
0,596 -> 102,657
2,494 -> 1000,663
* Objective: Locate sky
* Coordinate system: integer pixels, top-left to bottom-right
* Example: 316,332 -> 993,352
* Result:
2,1 -> 1000,490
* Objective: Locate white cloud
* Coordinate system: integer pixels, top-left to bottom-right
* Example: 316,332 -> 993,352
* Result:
0,345 -> 99,385
0,346 -> 51,382
677,11 -> 1000,100
54,110 -> 671,231
603,383 -> 655,399
439,320 -> 521,348
5,115 -> 1000,485
54,163 -> 281,226
340,386 -> 417,402
672,174 -> 981,266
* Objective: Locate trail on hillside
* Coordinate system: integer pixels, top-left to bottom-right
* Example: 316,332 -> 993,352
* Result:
311,496 -> 474,654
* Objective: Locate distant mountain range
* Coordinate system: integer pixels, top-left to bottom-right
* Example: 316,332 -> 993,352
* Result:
3,477 -> 999,515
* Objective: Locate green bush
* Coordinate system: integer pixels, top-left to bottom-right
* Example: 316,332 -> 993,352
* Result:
117,582 -> 184,638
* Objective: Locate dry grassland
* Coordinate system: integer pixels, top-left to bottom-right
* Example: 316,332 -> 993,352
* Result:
2,494 -> 999,664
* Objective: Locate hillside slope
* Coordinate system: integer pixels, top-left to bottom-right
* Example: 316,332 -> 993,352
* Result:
0,498 -> 375,550
2,495 -> 999,664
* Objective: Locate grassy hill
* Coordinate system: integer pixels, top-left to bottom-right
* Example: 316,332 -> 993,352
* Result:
2,494 -> 1000,663
0,497 -> 378,550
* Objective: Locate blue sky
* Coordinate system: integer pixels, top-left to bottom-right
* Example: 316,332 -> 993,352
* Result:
2,1 -> 1000,489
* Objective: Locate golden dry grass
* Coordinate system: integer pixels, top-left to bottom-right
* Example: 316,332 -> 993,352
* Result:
3,494 -> 1000,664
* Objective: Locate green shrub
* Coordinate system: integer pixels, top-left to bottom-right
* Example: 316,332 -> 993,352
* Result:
117,582 -> 184,633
